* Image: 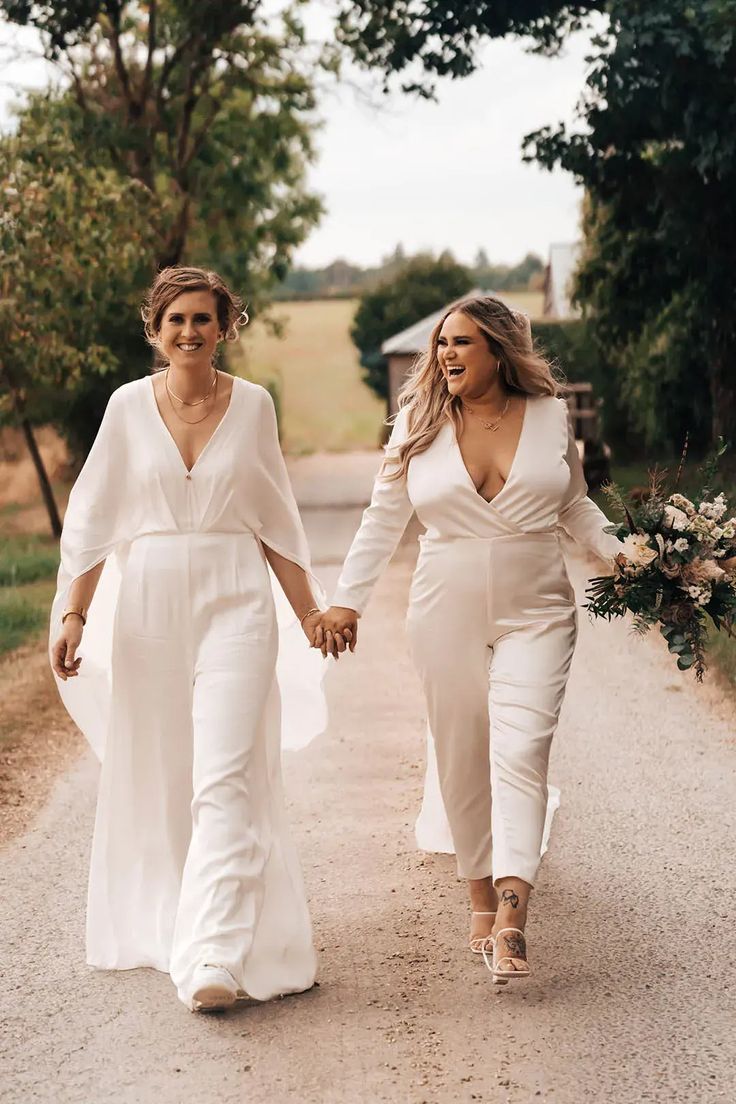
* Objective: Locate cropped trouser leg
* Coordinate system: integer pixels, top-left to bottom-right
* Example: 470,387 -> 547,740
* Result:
407,534 -> 577,886
488,617 -> 575,885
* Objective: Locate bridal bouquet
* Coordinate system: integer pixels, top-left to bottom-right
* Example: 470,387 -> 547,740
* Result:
585,449 -> 736,680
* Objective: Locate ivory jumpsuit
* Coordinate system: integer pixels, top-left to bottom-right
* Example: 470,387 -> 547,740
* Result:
50,376 -> 325,1007
332,395 -> 620,885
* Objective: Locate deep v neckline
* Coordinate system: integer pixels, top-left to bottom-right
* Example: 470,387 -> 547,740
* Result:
453,395 -> 530,506
147,373 -> 238,474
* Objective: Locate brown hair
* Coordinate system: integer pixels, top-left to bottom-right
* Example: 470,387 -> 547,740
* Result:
386,294 -> 562,482
141,266 -> 248,355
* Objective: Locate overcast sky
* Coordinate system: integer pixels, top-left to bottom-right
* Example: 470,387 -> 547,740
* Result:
0,9 -> 599,269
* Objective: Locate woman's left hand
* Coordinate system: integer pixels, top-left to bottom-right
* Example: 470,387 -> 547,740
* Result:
301,610 -> 325,647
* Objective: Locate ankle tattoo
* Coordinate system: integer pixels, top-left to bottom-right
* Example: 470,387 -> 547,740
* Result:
500,889 -> 520,909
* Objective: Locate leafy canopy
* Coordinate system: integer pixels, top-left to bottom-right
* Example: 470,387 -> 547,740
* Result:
526,0 -> 736,451
336,1 -> 603,93
352,253 -> 471,400
0,110 -> 154,454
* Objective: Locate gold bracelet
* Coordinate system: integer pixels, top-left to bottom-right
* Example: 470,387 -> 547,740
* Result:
62,608 -> 87,626
299,607 -> 320,627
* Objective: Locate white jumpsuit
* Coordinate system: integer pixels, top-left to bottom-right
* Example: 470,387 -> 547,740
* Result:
50,376 -> 326,1006
332,394 -> 620,886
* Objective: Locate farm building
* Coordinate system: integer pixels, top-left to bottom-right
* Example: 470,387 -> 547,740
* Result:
542,242 -> 581,319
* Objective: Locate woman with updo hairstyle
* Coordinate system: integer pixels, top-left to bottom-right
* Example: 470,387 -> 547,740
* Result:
50,266 -> 329,1012
317,294 -> 621,983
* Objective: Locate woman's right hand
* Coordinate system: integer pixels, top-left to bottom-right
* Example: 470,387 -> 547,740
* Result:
51,617 -> 85,680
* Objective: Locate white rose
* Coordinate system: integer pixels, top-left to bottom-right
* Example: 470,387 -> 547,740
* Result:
663,504 -> 691,531
620,533 -> 658,567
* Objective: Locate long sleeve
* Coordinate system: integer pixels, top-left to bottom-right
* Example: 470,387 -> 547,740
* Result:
557,403 -> 621,567
331,406 -> 415,614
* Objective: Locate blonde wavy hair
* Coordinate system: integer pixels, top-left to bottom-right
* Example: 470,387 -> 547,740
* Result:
385,295 -> 562,482
141,266 -> 249,361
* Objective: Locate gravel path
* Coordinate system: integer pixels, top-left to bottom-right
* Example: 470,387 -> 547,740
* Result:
2,458 -> 735,1103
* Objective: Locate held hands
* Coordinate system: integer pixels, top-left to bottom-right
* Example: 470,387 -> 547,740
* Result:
301,606 -> 359,660
51,615 -> 84,681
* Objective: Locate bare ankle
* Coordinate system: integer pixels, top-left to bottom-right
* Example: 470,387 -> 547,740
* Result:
493,885 -> 530,930
468,876 -> 498,914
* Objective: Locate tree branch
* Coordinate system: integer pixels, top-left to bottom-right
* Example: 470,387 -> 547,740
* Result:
142,0 -> 157,104
104,6 -> 134,118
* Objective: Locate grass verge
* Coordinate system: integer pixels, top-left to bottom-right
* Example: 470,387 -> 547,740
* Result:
0,534 -> 60,587
0,579 -> 56,657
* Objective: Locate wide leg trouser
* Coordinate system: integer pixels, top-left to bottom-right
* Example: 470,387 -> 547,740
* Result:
406,532 -> 577,885
86,532 -> 316,1004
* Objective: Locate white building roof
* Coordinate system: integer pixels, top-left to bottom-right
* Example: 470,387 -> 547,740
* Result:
381,288 -> 520,356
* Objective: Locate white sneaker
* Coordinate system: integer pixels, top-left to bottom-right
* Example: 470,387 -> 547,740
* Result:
189,964 -> 247,1013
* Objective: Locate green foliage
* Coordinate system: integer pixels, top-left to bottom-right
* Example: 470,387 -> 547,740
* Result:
351,254 -> 472,400
0,114 -> 156,450
337,2 -> 603,93
0,0 -> 326,458
526,1 -> 736,452
0,535 -> 59,587
0,590 -> 47,655
532,318 -> 636,455
472,251 -> 544,292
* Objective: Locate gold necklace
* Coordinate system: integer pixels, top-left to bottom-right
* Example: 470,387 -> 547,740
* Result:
166,371 -> 218,425
165,366 -> 217,406
462,395 -> 511,432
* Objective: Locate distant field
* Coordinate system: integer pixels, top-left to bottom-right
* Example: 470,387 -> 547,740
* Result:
496,290 -> 544,318
229,299 -> 386,454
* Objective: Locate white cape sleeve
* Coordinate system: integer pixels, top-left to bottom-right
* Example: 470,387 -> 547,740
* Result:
49,389 -> 130,761
254,388 -> 328,750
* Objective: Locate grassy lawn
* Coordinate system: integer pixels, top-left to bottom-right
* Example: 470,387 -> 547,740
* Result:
0,532 -> 59,655
229,298 -> 387,454
0,534 -> 60,587
0,578 -> 57,657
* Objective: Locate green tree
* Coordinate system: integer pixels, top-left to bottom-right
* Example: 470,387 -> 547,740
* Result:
0,0 -> 326,443
0,118 -> 155,534
339,0 -> 736,452
337,2 -> 602,93
526,1 -> 736,451
351,253 -> 471,401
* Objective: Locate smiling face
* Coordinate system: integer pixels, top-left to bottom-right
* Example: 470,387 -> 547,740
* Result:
158,289 -> 221,370
437,311 -> 502,402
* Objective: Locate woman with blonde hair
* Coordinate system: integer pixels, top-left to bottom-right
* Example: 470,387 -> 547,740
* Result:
317,294 -> 620,982
50,266 -> 328,1012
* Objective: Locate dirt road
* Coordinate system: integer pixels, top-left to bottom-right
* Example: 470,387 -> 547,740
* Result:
2,455 -> 735,1103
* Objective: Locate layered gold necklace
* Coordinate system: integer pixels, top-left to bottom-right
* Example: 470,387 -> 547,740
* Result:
165,367 -> 218,424
462,395 -> 511,432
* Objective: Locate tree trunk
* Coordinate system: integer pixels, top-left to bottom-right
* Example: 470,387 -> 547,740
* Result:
19,416 -> 63,538
0,363 -> 63,538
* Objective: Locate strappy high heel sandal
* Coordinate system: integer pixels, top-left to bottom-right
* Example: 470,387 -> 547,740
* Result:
469,911 -> 496,955
482,927 -> 530,985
